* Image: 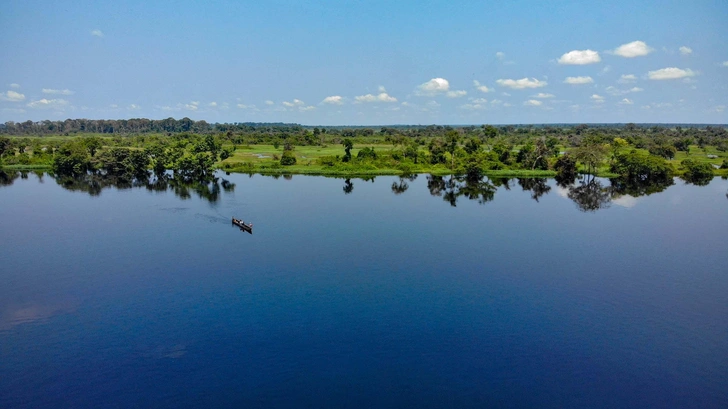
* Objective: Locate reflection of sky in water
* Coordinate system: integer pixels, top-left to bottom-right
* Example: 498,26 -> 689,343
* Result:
611,195 -> 638,208
0,301 -> 77,331
557,185 -> 640,209
138,344 -> 188,359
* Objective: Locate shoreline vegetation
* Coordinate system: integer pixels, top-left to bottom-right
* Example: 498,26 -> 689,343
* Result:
1,120 -> 726,182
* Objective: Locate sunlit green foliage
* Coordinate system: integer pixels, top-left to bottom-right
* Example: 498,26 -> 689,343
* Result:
52,141 -> 91,175
611,150 -> 673,183
280,150 -> 297,166
680,159 -> 714,185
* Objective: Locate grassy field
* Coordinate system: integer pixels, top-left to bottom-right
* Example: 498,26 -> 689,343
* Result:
669,145 -> 726,167
216,144 -> 564,177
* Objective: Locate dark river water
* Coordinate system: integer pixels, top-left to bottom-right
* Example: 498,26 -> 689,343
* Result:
1,171 -> 727,408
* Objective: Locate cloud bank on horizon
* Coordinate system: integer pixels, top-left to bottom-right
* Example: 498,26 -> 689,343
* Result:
1,0 -> 726,125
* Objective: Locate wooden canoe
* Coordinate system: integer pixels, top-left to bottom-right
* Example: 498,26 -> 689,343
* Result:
232,217 -> 253,232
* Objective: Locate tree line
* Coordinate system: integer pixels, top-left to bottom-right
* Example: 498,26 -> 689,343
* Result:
1,121 -> 726,183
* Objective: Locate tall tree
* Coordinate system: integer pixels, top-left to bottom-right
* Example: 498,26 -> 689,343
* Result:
342,138 -> 353,162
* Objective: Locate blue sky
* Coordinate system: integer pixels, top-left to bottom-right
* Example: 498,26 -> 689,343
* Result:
1,0 -> 727,125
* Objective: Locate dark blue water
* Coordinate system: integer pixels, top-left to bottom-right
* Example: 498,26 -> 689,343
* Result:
1,172 -> 727,408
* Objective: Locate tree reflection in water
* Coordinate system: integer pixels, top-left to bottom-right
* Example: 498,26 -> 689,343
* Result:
48,171 -> 235,203
343,179 -> 354,194
490,177 -> 513,191
340,176 -> 375,195
2,170 -> 721,209
517,178 -> 551,202
566,175 -> 612,212
0,170 -> 19,187
680,173 -> 713,187
391,174 -> 417,195
426,174 -> 496,207
609,176 -> 673,198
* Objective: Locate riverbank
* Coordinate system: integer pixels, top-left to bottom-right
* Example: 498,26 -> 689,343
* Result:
5,162 -> 727,178
2,142 -> 727,178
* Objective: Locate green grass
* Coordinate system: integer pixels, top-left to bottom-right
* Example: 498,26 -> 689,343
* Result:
221,144 -> 391,164
1,163 -> 52,170
669,145 -> 727,168
216,145 -> 563,177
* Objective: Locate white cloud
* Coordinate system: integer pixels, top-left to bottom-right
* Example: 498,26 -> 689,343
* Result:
600,66 -> 612,75
460,103 -> 487,110
722,61 -> 728,67
618,74 -> 637,83
612,41 -> 653,58
619,98 -> 634,105
496,78 -> 547,89
91,29 -> 104,38
265,100 -> 274,105
128,104 -> 141,110
1,90 -> 26,102
354,92 -> 397,103
524,99 -> 543,106
182,101 -> 199,111
558,49 -> 601,65
42,88 -> 74,95
208,102 -> 217,107
502,92 -> 511,96
9,83 -> 20,89
281,99 -> 315,111
282,99 -> 305,107
27,98 -> 68,109
605,86 -> 643,96
446,90 -> 467,98
473,80 -> 491,93
532,93 -> 554,98
415,78 -> 450,96
237,103 -> 256,109
647,67 -> 696,80
496,51 -> 505,60
711,105 -> 725,113
591,94 -> 605,102
564,76 -> 594,85
321,95 -> 343,105
469,98 -> 488,104
1,108 -> 26,114
679,46 -> 692,55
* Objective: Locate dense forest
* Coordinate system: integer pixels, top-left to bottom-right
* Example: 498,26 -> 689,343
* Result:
1,117 -> 727,142
0,118 -> 302,136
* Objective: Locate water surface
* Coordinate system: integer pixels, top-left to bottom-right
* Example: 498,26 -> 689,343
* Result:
1,172 -> 727,408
